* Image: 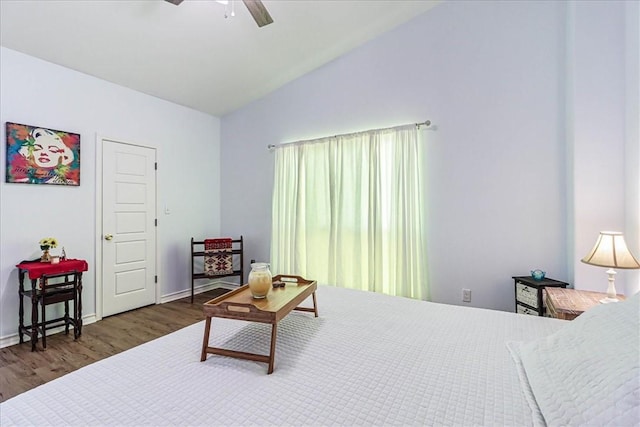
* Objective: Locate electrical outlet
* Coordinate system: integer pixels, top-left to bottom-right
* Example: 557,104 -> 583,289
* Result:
462,288 -> 471,303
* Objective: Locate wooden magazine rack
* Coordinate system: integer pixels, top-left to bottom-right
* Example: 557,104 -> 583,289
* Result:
190,236 -> 244,303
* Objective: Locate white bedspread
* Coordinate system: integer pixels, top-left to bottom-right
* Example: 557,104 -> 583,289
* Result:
511,292 -> 640,426
1,285 -> 565,426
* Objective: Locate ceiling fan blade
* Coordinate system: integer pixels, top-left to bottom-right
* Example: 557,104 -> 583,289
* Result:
242,0 -> 273,27
165,0 -> 184,5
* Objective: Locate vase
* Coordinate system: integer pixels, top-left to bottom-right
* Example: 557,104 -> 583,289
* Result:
530,269 -> 546,281
248,262 -> 272,299
41,248 -> 51,262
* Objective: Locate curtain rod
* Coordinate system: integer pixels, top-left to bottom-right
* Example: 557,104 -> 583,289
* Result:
267,119 -> 432,151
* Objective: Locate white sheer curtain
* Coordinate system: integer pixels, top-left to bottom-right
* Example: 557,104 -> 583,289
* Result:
271,125 -> 428,300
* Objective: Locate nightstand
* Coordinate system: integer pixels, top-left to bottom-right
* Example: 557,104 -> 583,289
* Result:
513,276 -> 569,317
546,288 -> 626,320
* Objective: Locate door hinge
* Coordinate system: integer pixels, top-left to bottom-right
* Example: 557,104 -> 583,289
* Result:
155,162 -> 157,170
155,218 -> 157,226
155,275 -> 158,283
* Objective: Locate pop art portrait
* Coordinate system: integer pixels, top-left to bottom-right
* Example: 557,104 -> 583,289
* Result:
6,122 -> 80,186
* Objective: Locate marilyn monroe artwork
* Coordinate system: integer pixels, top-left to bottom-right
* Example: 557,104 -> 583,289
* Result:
5,122 -> 80,186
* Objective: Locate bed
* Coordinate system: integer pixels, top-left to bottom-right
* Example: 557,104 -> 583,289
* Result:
1,285 -> 638,426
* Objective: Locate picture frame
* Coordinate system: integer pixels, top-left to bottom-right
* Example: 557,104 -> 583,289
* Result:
5,122 -> 80,186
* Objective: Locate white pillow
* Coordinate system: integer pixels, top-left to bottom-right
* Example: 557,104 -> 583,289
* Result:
516,292 -> 639,426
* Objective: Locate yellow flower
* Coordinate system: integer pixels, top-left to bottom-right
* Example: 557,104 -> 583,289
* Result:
39,237 -> 58,249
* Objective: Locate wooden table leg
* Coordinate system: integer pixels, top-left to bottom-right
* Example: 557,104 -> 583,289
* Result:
41,277 -> 47,349
76,272 -> 83,336
267,323 -> 278,374
312,291 -> 319,317
18,270 -> 25,344
201,316 -> 212,362
30,279 -> 38,352
64,300 -> 70,335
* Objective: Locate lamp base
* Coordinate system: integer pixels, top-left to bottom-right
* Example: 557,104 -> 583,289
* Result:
599,268 -> 620,304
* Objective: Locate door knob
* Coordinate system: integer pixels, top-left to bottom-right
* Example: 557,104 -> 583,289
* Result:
105,234 -> 114,241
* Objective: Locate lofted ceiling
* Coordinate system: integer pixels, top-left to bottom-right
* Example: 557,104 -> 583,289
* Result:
0,0 -> 440,117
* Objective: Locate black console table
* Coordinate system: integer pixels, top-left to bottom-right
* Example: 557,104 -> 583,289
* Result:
17,259 -> 88,351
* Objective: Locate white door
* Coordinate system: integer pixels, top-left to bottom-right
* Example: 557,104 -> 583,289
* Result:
102,140 -> 157,317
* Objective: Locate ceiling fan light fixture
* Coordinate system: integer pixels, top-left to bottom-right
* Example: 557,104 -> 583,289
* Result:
165,0 -> 271,27
215,0 -> 235,19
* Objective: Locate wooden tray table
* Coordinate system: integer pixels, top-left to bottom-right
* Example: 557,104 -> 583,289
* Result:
200,274 -> 318,374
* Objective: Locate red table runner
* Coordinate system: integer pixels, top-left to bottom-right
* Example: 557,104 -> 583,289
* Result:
17,259 -> 88,280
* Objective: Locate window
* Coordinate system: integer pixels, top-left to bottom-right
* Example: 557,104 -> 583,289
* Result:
271,125 -> 428,299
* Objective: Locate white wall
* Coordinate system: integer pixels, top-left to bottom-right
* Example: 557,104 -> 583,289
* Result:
221,0 -> 570,311
0,47 -> 221,343
624,0 -> 640,294
221,0 -> 638,309
569,1 -> 639,294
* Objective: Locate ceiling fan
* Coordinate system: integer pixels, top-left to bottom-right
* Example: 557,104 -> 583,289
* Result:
165,0 -> 273,28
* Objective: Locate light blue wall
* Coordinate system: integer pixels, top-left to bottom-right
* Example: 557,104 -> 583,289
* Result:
624,0 -> 640,294
220,0 -> 638,310
0,47 -> 221,343
567,1 -> 637,294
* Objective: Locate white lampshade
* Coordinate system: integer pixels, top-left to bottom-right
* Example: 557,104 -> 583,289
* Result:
581,231 -> 640,269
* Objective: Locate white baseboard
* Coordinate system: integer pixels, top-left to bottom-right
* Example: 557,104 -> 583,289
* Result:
160,280 -> 240,303
0,314 -> 98,349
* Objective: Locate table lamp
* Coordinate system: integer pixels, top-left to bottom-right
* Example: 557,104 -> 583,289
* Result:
581,231 -> 640,303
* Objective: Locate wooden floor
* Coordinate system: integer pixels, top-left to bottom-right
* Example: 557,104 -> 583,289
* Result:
0,288 -> 229,403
